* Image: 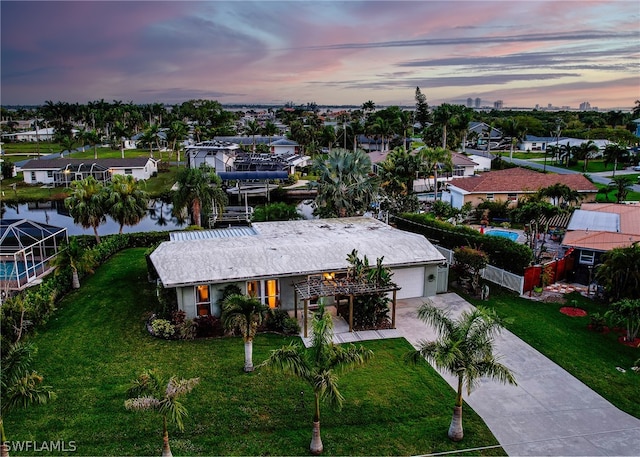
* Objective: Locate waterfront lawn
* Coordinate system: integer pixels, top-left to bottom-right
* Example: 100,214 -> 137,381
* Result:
465,289 -> 640,419
6,249 -> 504,456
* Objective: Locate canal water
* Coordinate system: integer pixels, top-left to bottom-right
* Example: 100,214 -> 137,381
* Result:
1,200 -> 187,236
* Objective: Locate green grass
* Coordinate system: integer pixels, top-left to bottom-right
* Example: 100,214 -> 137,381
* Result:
5,249 -> 504,456
594,183 -> 640,202
606,173 -> 639,181
507,152 -> 548,159
465,289 -> 640,418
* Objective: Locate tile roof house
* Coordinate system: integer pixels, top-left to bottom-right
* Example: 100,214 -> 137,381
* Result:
561,203 -> 640,284
446,167 -> 598,209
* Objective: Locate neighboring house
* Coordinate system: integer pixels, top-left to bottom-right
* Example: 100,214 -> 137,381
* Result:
412,152 -> 477,193
446,167 -> 598,209
150,217 -> 447,319
467,154 -> 492,172
1,127 -> 55,142
184,141 -> 239,171
633,119 -> 640,137
561,203 -> 640,284
520,135 -> 610,153
269,138 -> 300,155
20,157 -> 157,186
468,121 -> 502,149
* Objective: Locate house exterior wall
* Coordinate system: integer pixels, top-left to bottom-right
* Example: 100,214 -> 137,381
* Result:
110,162 -> 156,180
24,169 -> 56,184
172,263 -> 443,318
449,189 -> 596,209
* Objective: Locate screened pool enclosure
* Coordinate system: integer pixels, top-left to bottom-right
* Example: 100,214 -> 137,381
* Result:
0,219 -> 67,292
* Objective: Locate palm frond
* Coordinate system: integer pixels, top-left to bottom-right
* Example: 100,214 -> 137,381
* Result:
124,395 -> 162,412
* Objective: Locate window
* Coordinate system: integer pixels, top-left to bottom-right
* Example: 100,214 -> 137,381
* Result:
486,193 -> 494,201
507,193 -> 518,201
247,279 -> 280,308
124,169 -> 133,175
195,285 -> 211,316
47,170 -> 53,178
579,250 -> 595,265
31,171 -> 36,181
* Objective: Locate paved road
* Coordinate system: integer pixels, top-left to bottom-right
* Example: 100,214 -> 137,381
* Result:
394,294 -> 640,456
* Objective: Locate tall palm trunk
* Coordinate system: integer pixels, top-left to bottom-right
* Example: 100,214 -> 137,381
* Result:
448,376 -> 464,441
1,419 -> 9,457
162,415 -> 172,457
244,340 -> 254,372
71,267 -> 80,289
192,199 -> 201,227
310,392 -> 323,454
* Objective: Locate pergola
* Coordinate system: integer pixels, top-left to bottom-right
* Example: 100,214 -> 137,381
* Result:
0,219 -> 67,291
293,275 -> 401,337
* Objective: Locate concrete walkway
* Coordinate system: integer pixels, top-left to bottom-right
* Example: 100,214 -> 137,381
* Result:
300,293 -> 640,455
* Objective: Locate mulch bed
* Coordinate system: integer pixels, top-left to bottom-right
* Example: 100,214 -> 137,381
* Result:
618,336 -> 640,348
559,307 -> 588,317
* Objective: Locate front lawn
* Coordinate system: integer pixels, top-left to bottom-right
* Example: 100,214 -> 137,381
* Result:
5,249 -> 503,456
465,289 -> 640,419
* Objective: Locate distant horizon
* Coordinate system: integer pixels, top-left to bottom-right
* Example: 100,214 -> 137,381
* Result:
2,1 -> 638,109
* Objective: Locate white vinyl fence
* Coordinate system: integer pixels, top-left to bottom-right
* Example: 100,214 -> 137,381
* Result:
436,245 -> 524,295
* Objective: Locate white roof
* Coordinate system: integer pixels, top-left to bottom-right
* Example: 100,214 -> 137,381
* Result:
151,217 -> 445,287
567,210 -> 620,233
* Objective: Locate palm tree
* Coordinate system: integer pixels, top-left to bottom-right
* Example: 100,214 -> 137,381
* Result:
595,242 -> 640,302
172,166 -> 227,227
608,175 -> 635,204
501,118 -> 527,160
166,121 -> 188,162
111,121 -> 131,158
313,148 -> 378,218
432,104 -> 456,149
125,369 -> 199,457
51,238 -> 96,289
83,129 -> 101,159
65,176 -> 107,243
407,304 -> 516,441
1,342 -> 56,456
573,140 -> 600,172
372,117 -> 394,152
417,147 -> 451,201
243,120 -> 261,156
59,135 -> 76,157
260,304 -> 373,454
361,100 -> 376,120
603,143 -> 627,178
262,121 -> 278,148
222,294 -> 268,372
107,174 -> 150,234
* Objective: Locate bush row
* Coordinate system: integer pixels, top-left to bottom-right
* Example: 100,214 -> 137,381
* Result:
394,213 -> 533,275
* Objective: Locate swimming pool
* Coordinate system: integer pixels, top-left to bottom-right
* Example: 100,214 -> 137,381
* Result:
485,229 -> 519,242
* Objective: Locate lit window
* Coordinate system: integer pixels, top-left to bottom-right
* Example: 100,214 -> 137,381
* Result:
507,193 -> 517,201
195,285 -> 211,316
124,169 -> 133,175
247,279 -> 280,308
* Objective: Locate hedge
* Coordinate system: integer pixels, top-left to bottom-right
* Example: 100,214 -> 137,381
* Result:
393,213 -> 532,275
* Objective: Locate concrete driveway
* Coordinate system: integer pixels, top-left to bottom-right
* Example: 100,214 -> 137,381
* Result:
394,294 -> 640,456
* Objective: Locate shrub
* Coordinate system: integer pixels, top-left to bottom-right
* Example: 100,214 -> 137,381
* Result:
151,318 -> 175,339
176,319 -> 197,340
194,315 -> 224,338
263,308 -> 301,335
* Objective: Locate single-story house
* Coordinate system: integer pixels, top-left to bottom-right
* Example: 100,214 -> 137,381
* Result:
467,154 -> 492,172
150,217 -> 448,321
269,138 -> 300,155
446,167 -> 598,209
561,203 -> 640,284
20,157 -> 157,186
520,136 -> 610,152
1,127 -> 55,142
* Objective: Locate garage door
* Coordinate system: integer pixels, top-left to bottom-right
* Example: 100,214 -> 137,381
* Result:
392,267 -> 425,299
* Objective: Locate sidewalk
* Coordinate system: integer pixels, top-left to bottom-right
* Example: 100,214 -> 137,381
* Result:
395,294 -> 640,456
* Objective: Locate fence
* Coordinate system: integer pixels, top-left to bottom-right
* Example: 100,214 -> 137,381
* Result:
436,245 -> 525,295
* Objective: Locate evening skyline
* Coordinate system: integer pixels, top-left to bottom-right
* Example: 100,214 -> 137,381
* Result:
1,0 -> 639,109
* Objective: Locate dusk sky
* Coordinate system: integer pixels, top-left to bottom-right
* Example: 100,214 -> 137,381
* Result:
1,0 -> 639,109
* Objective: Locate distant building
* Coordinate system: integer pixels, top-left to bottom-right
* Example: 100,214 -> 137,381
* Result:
467,98 -> 474,107
579,101 -> 591,111
474,98 -> 481,108
494,100 -> 503,110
